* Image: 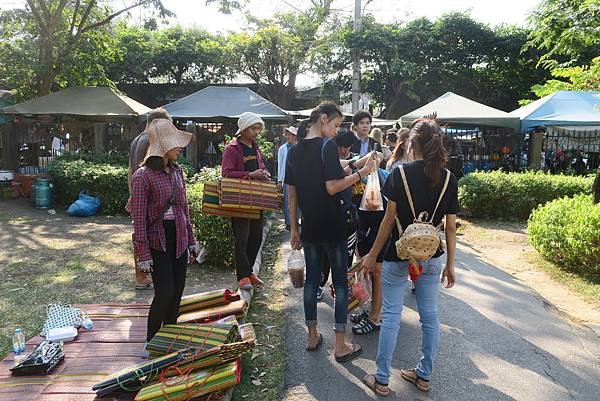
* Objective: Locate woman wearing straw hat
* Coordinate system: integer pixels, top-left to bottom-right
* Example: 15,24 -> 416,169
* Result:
222,112 -> 271,291
131,118 -> 200,345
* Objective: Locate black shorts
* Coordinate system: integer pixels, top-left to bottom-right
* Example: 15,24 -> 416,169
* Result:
357,210 -> 386,263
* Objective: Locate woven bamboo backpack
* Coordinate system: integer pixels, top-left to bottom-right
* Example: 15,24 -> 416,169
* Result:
394,165 -> 451,266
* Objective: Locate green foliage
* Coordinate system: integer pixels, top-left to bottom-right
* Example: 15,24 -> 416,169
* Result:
54,152 -> 129,166
317,13 -> 549,117
187,167 -> 235,267
529,56 -> 600,98
458,171 -> 594,219
526,0 -> 600,68
528,194 -> 600,275
48,159 -> 129,215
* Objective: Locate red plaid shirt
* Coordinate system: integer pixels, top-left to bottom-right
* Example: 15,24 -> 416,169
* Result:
131,164 -> 196,262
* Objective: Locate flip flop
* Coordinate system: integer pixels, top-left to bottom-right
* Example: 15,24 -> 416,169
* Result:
400,369 -> 431,392
363,374 -> 390,397
306,333 -> 323,352
335,343 -> 362,363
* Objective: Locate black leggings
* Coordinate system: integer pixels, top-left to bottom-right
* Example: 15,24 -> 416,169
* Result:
147,220 -> 188,342
231,215 -> 263,281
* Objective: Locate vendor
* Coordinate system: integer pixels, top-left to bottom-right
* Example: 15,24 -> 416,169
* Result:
222,112 -> 271,291
130,118 -> 200,350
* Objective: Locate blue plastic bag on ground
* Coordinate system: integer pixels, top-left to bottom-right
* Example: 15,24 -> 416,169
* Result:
67,192 -> 101,217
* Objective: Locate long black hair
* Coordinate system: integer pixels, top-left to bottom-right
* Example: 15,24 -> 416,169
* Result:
297,101 -> 343,141
410,119 -> 448,188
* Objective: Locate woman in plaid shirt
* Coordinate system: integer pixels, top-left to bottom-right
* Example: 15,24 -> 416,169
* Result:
130,118 -> 200,347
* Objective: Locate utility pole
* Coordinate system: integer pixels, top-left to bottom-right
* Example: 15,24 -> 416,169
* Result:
351,0 -> 361,113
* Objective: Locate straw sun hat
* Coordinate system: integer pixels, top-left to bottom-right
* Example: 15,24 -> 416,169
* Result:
143,118 -> 193,163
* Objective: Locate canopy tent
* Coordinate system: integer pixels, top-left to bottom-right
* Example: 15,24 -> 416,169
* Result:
287,108 -> 397,127
400,92 -> 520,131
1,87 -> 150,117
510,90 -> 600,132
162,86 -> 288,120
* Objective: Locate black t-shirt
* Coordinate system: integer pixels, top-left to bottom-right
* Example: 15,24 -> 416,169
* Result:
284,137 -> 346,243
382,160 -> 459,261
241,143 -> 259,172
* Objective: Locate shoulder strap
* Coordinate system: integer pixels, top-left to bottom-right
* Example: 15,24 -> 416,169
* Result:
429,169 -> 451,224
398,165 -> 417,220
320,137 -> 331,162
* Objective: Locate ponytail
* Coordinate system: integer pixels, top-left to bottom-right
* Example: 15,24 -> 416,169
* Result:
410,119 -> 448,187
296,101 -> 343,141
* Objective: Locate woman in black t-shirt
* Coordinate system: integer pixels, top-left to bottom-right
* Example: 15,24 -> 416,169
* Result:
361,119 -> 458,396
285,101 -> 375,363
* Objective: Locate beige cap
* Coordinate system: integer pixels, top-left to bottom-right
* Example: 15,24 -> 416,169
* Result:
285,126 -> 298,135
236,112 -> 265,135
143,118 -> 193,163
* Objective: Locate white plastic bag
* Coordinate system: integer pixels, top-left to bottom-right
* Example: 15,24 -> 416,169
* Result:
287,250 -> 305,288
359,161 -> 384,211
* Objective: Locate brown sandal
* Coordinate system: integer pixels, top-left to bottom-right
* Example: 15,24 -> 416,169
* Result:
363,374 -> 390,397
400,369 -> 431,392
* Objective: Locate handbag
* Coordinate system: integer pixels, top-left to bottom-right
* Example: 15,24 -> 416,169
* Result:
41,304 -> 83,336
321,139 -> 359,235
394,166 -> 450,280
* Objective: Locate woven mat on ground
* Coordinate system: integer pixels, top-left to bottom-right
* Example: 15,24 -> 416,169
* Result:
177,300 -> 248,325
135,360 -> 240,401
161,324 -> 256,377
92,349 -> 194,397
178,289 -> 240,315
147,323 -> 239,357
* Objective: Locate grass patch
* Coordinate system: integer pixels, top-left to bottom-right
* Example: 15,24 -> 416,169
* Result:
524,251 -> 600,309
232,225 -> 287,401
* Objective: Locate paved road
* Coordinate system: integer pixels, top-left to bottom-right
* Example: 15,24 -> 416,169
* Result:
279,233 -> 600,401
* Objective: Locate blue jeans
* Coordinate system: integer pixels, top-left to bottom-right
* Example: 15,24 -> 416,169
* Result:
283,184 -> 301,226
303,241 -> 348,332
375,257 -> 443,384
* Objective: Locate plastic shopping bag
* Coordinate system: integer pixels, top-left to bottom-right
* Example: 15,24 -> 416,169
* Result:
287,250 -> 305,288
351,271 -> 372,306
67,191 -> 101,217
359,161 -> 384,211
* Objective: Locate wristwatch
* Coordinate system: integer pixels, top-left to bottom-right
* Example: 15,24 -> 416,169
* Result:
348,160 -> 356,170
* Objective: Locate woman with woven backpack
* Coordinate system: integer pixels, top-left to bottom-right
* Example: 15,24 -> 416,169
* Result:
360,118 -> 458,396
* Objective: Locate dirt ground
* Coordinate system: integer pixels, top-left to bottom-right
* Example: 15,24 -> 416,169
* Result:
456,218 -> 600,334
0,198 -> 238,357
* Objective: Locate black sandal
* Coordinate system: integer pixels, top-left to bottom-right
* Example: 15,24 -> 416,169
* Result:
352,318 -> 381,335
350,310 -> 369,324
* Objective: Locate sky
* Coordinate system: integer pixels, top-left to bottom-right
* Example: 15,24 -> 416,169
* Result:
1,0 -> 542,86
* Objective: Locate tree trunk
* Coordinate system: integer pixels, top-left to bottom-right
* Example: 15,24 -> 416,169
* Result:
36,26 -> 57,96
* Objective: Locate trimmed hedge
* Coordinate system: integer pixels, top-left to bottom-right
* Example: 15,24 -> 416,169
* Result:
48,154 -> 196,215
458,171 -> 594,219
48,159 -> 129,215
187,166 -> 235,268
528,195 -> 600,275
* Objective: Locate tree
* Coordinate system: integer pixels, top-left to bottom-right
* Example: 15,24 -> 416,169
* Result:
3,0 -> 243,98
229,0 -> 334,108
319,13 -> 548,117
527,0 -> 600,68
152,26 -> 232,84
528,56 -> 600,99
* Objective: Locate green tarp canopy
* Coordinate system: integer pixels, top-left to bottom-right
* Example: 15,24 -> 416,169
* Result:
162,86 -> 288,120
1,87 -> 150,117
400,92 -> 520,131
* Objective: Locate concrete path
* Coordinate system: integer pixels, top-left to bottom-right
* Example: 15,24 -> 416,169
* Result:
279,234 -> 600,401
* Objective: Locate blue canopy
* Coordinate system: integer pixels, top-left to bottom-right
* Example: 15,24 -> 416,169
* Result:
510,91 -> 600,132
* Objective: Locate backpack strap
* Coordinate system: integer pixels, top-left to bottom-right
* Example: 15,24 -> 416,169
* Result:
429,169 -> 451,224
320,137 -> 331,162
398,165 -> 417,220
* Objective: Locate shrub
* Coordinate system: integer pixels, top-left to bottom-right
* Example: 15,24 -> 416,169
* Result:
187,166 -> 235,268
48,159 -> 129,215
458,171 -> 594,219
54,151 -> 129,166
528,194 -> 600,275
